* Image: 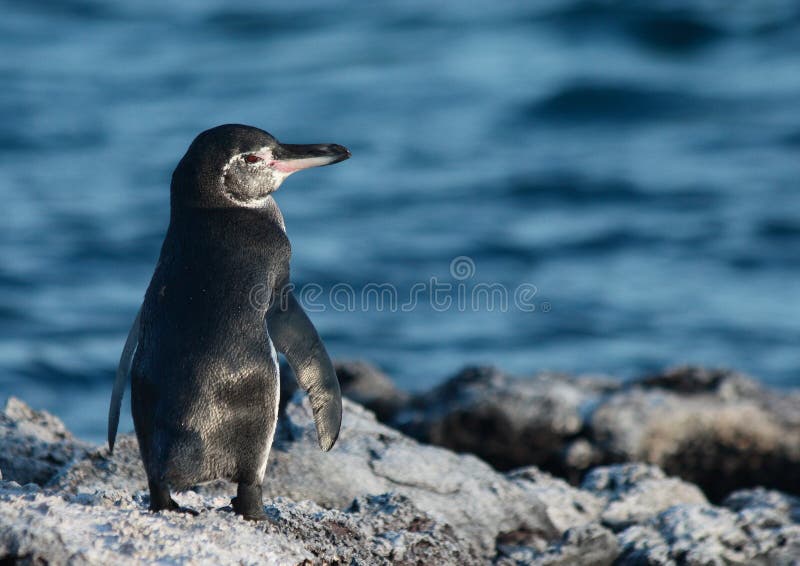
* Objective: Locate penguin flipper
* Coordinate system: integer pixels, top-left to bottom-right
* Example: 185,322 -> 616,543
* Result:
268,291 -> 342,451
108,307 -> 141,453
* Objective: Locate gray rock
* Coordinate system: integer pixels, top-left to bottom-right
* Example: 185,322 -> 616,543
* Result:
0,481 -> 311,565
0,481 -> 475,565
394,366 -> 608,475
590,368 -> 800,500
2,393 -> 798,565
334,359 -> 411,421
581,464 -> 707,531
495,523 -> 618,566
0,397 -> 90,485
616,525 -> 674,565
616,496 -> 800,565
52,394 -> 559,561
389,365 -> 800,500
636,366 -> 760,397
266,394 -> 559,556
50,434 -> 143,495
507,467 -> 604,533
723,487 -> 800,524
652,505 -> 760,565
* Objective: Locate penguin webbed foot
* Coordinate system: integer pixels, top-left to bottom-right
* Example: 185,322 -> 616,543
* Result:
232,483 -> 269,521
148,499 -> 199,516
147,481 -> 199,516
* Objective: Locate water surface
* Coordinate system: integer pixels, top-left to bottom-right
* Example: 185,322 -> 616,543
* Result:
1,0 -> 799,440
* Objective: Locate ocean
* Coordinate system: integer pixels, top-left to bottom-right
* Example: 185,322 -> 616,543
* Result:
1,0 -> 799,441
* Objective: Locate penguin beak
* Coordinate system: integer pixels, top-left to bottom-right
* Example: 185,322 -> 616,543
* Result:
271,143 -> 351,174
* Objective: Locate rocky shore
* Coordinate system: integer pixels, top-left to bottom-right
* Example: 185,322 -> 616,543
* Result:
1,364 -> 798,564
327,362 -> 800,501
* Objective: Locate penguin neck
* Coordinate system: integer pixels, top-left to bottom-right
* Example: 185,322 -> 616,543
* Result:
165,197 -> 289,261
169,194 -> 286,229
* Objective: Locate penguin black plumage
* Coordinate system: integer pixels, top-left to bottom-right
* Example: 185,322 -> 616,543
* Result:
108,124 -> 349,520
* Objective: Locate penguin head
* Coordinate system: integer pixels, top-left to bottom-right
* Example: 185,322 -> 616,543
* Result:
171,124 -> 350,208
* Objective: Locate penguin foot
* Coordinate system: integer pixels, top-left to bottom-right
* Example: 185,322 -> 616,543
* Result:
231,499 -> 268,521
149,497 -> 199,516
232,483 -> 268,521
147,480 -> 198,516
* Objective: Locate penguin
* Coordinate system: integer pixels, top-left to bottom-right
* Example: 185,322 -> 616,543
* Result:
107,124 -> 349,520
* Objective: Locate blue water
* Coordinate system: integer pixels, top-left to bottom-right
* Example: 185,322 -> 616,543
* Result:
1,1 -> 799,441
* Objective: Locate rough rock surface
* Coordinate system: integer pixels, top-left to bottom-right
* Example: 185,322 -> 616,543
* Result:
332,360 -> 411,421
615,501 -> 800,566
0,397 -> 91,486
497,472 -> 800,566
39,394 -> 560,563
589,367 -> 800,501
580,464 -> 707,531
0,482 -> 471,565
507,467 -> 604,534
1,395 -> 798,565
394,366 -> 610,477
392,365 -> 800,499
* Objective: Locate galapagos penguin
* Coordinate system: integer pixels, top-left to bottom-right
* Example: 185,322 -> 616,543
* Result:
107,124 -> 349,520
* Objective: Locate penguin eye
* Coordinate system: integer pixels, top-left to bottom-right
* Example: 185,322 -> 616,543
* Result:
244,154 -> 262,164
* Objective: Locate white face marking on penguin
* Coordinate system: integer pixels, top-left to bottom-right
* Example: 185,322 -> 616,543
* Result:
221,146 -> 288,208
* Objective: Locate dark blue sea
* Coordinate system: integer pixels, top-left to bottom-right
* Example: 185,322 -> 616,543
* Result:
1,1 -> 799,441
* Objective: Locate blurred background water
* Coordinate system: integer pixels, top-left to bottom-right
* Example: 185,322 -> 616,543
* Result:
1,0 -> 799,441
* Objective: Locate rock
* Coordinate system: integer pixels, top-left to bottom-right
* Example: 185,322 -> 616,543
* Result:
389,365 -> 800,500
723,487 -> 800,524
636,366 -> 760,396
51,394 -> 559,561
49,434 -> 143,496
265,394 -> 559,556
0,481 -> 310,565
507,467 -> 605,533
589,367 -> 800,500
665,506 -> 744,551
393,366 -> 609,475
562,438 -> 600,473
1,392 -> 798,565
581,464 -> 707,531
621,505 -> 754,565
0,482 -> 474,565
615,525 -> 673,565
495,523 -> 619,566
615,492 -> 800,565
333,359 -> 410,421
0,397 -> 90,485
